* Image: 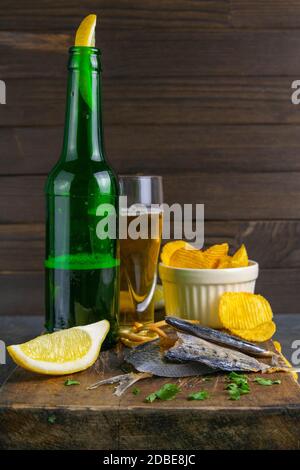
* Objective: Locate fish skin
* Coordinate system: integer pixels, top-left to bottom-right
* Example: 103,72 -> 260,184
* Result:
165,316 -> 274,358
165,333 -> 270,373
124,339 -> 214,377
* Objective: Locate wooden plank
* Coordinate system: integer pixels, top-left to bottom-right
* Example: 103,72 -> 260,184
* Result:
3,0 -> 300,33
1,76 -> 298,127
3,31 -> 300,78
0,224 -> 44,271
0,407 -> 120,450
2,221 -> 300,271
0,345 -> 299,450
0,176 -> 45,223
0,128 -> 62,175
118,406 -> 300,450
1,269 -> 300,315
160,173 -> 300,220
232,1 -> 300,29
2,125 -> 300,176
1,388 -> 299,450
0,1 -> 230,31
256,269 -> 300,313
1,173 -> 300,223
0,272 -> 44,316
1,78 -> 66,127
201,220 -> 300,269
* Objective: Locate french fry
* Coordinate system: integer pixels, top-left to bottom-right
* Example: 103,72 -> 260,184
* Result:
121,331 -> 153,343
120,338 -> 143,348
147,324 -> 167,338
132,321 -> 144,332
151,320 -> 167,328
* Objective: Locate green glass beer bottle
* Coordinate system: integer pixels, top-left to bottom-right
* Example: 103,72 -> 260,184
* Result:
45,18 -> 119,348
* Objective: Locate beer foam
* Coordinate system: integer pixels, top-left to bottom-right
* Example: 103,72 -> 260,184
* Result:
120,204 -> 163,216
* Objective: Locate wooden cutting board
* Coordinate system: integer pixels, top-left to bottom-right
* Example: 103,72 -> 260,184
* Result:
1,343 -> 300,450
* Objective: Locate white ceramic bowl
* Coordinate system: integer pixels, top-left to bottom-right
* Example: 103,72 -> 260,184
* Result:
159,261 -> 259,328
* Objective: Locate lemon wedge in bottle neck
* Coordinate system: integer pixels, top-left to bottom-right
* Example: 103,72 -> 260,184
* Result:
75,14 -> 97,47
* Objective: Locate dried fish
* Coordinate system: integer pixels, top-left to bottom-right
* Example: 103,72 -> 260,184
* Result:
165,316 -> 274,358
165,332 -> 270,372
87,372 -> 152,396
125,339 -> 214,377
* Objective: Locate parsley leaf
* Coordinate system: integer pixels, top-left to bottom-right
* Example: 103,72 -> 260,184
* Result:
227,381 -> 249,394
155,383 -> 180,400
254,377 -> 281,386
145,383 -> 180,403
188,390 -> 209,401
64,379 -> 80,386
48,415 -> 56,424
227,384 -> 241,401
145,392 -> 157,403
226,373 -> 250,400
132,387 -> 141,396
228,372 -> 248,386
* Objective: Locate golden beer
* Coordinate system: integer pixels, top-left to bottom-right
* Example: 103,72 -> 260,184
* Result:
119,209 -> 163,331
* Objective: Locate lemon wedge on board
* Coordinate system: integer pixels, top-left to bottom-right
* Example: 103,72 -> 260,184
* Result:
75,14 -> 97,47
7,320 -> 109,375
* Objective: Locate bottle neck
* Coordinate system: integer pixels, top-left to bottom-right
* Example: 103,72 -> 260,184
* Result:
61,47 -> 105,163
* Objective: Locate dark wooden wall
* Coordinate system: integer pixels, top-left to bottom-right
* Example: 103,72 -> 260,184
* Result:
1,0 -> 300,315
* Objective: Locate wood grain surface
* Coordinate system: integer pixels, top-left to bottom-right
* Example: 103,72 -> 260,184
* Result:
2,77 -> 299,128
2,173 -> 300,224
3,125 -> 300,177
1,337 -> 300,450
0,1 -> 300,314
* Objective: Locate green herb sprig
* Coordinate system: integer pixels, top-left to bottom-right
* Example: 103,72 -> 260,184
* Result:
48,415 -> 56,424
226,372 -> 250,401
254,377 -> 281,386
64,379 -> 80,386
145,383 -> 180,403
188,390 -> 209,401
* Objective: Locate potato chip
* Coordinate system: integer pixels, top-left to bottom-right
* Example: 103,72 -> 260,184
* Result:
161,241 -> 249,270
169,247 -> 208,269
217,256 -> 232,269
161,241 -> 191,265
202,243 -> 229,268
231,244 -> 249,268
205,243 -> 229,257
168,242 -> 230,269
216,244 -> 248,269
219,292 -> 273,330
230,321 -> 276,342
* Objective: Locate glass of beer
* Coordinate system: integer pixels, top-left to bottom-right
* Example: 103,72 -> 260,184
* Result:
118,175 -> 163,335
